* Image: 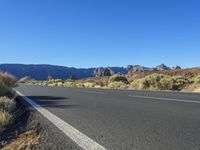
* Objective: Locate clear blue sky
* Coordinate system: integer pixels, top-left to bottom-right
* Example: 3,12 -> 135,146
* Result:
0,0 -> 199,68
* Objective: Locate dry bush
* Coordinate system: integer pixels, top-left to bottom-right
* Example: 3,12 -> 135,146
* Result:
108,82 -> 128,89
129,78 -> 148,90
0,97 -> 15,131
108,75 -> 129,84
129,74 -> 190,91
2,130 -> 39,150
0,111 -> 11,132
83,82 -> 96,88
0,72 -> 17,88
63,81 -> 76,87
0,83 -> 11,97
0,96 -> 15,112
169,76 -> 190,90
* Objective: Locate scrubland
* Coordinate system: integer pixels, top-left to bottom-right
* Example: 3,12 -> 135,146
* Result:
25,68 -> 200,93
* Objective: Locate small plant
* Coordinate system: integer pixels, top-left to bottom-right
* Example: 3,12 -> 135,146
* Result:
108,82 -> 128,89
108,75 -> 129,84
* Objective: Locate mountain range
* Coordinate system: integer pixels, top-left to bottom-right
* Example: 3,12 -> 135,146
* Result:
0,64 -> 177,80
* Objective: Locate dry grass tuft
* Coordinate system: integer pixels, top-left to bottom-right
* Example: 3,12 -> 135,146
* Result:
0,97 -> 15,131
0,96 -> 15,112
0,111 -> 11,132
2,130 -> 40,150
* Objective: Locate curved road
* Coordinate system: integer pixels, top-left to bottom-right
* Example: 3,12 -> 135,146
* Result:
16,84 -> 200,150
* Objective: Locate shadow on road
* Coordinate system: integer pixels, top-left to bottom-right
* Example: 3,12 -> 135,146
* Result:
20,96 -> 79,109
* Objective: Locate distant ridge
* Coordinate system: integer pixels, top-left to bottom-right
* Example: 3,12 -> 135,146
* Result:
0,64 -> 179,80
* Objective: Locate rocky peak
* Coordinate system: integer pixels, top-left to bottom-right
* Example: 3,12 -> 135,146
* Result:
156,64 -> 170,71
93,67 -> 113,77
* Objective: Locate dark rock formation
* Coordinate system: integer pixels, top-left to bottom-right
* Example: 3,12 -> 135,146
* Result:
156,64 -> 170,71
93,68 -> 113,77
172,66 -> 182,70
127,65 -> 153,73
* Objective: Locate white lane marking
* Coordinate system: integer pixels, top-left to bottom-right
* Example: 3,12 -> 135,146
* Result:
79,91 -> 107,95
128,95 -> 200,104
15,90 -> 107,150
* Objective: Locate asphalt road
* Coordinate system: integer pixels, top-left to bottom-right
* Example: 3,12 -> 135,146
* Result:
16,84 -> 200,150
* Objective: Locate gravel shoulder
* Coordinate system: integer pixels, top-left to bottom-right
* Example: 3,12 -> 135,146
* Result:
0,97 -> 82,150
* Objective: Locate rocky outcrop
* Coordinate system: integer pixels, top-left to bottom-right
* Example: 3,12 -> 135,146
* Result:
156,64 -> 170,71
172,66 -> 181,70
93,68 -> 113,77
127,65 -> 153,73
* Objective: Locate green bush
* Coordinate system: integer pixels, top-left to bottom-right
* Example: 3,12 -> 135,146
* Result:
108,75 -> 129,84
144,74 -> 167,89
108,82 -> 128,89
129,74 -> 189,91
169,76 -> 190,90
64,81 -> 76,87
83,82 -> 96,88
160,76 -> 172,90
76,82 -> 85,88
130,78 -> 148,90
130,74 -> 170,90
48,83 -> 57,86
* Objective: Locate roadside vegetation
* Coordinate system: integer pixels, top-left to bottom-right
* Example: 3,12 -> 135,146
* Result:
23,68 -> 200,92
0,72 -> 39,149
0,72 -> 17,132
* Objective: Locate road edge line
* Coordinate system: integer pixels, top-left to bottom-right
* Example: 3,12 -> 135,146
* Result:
14,89 -> 107,150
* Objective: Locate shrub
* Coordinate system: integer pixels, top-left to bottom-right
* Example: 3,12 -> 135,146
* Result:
160,76 -> 172,90
77,82 -> 85,88
48,83 -> 57,86
0,82 -> 11,96
169,76 -> 190,90
0,96 -> 15,112
130,78 -> 148,90
129,74 -> 189,91
144,73 -> 166,89
64,81 -> 76,87
194,75 -> 200,83
83,82 -> 95,88
130,74 -> 170,90
0,72 -> 17,87
0,97 -> 15,131
54,79 -> 64,83
0,111 -> 11,130
108,75 -> 129,84
108,82 -> 128,89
